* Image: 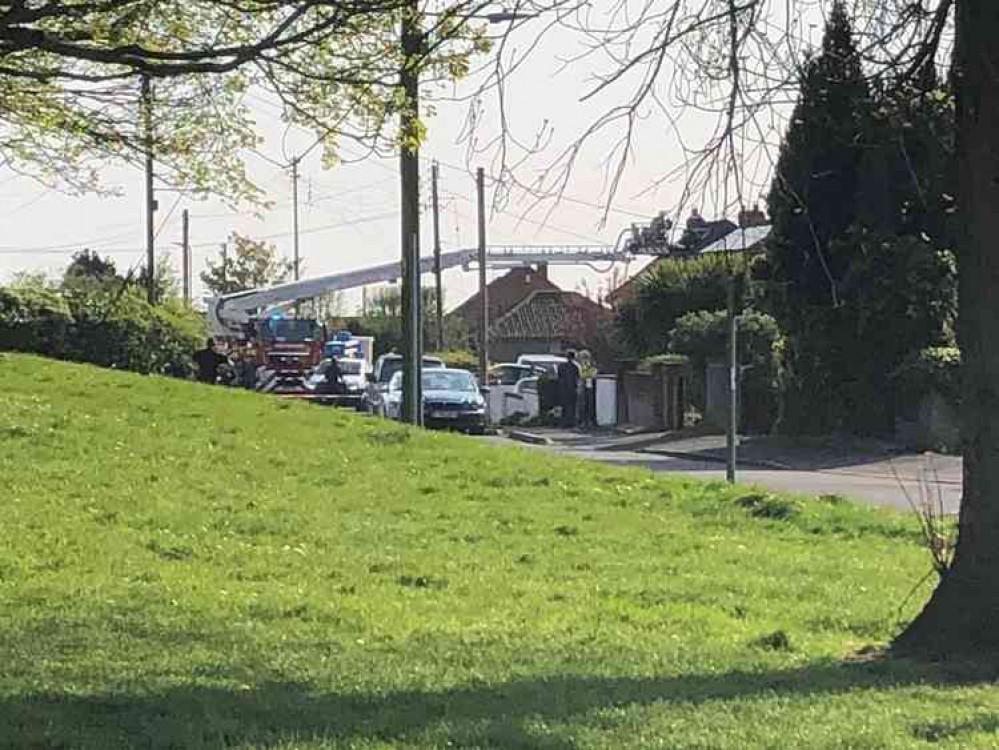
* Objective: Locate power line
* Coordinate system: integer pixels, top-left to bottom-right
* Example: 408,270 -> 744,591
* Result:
0,246 -> 144,256
439,188 -> 607,245
187,209 -> 401,248
426,156 -> 658,221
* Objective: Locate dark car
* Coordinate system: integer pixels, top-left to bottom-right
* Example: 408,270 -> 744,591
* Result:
385,368 -> 488,433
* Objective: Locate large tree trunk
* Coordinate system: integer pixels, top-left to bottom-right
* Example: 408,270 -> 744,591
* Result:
894,0 -> 999,656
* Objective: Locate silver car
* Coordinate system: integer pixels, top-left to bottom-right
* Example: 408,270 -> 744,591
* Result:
362,354 -> 445,414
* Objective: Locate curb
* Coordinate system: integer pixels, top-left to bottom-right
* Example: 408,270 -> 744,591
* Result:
638,448 -> 790,471
505,429 -> 553,446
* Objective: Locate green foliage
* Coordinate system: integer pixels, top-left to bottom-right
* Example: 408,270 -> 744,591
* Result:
668,309 -> 781,432
0,4 -> 487,201
0,284 -> 73,356
893,347 -> 962,417
429,348 -> 478,371
2,354 -> 986,750
63,288 -> 204,378
353,286 -> 471,356
64,249 -> 118,282
763,3 -> 957,435
617,254 -> 749,355
200,232 -> 293,295
0,251 -> 204,377
766,2 -> 871,305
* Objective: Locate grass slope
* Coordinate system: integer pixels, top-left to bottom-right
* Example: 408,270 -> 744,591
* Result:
0,353 -> 995,750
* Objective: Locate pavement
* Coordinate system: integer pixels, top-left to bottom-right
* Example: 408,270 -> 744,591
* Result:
496,427 -> 962,514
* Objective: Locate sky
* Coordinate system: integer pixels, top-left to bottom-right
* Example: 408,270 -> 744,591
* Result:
0,5 -> 797,314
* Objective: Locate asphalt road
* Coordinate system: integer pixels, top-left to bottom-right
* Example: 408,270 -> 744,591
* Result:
483,437 -> 962,514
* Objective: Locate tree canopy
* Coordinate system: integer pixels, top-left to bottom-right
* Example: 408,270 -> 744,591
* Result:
0,1 -> 499,196
200,232 -> 293,295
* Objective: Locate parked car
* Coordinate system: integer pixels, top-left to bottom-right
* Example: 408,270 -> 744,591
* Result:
515,354 -> 567,377
361,353 -> 445,414
384,367 -> 488,433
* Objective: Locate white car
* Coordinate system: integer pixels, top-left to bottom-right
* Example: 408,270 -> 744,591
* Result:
305,357 -> 368,395
516,354 -> 567,377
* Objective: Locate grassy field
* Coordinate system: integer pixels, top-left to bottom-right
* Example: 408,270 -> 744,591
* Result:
0,352 -> 996,750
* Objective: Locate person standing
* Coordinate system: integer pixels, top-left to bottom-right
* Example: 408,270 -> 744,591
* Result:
234,347 -> 258,389
557,350 -> 581,428
194,338 -> 226,384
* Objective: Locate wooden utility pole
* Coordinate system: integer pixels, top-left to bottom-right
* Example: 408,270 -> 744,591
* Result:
477,167 -> 488,381
400,0 -> 422,425
220,241 -> 228,292
291,156 -> 301,281
431,161 -> 444,350
726,269 -> 738,483
181,209 -> 190,304
141,74 -> 157,304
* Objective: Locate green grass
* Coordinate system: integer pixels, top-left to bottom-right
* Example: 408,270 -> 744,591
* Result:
0,352 -> 996,750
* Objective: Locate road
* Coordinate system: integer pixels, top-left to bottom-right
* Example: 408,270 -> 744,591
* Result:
484,437 -> 962,514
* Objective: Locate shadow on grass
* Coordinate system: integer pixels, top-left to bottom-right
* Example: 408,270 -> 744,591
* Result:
912,715 -> 999,743
3,657 -> 994,749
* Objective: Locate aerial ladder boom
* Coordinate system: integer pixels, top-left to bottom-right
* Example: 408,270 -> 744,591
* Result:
207,244 -> 633,338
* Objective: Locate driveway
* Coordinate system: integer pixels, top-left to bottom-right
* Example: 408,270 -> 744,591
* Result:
488,431 -> 962,514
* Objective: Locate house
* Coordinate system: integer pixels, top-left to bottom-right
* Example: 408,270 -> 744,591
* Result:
448,265 -> 559,329
448,265 -> 615,364
488,287 -> 615,363
608,207 -> 771,307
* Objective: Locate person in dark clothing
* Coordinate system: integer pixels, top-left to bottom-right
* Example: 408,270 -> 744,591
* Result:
194,338 -> 226,384
316,357 -> 345,394
233,347 -> 258,389
557,350 -> 581,427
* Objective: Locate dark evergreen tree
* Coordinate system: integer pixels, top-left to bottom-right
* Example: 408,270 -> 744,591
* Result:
765,2 -> 876,433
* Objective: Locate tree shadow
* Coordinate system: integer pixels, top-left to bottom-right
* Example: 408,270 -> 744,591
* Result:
911,715 -> 999,743
2,656 -> 993,749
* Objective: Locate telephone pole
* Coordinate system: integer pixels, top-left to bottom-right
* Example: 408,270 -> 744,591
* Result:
431,161 -> 444,350
726,272 -> 738,483
476,167 -> 488,381
181,209 -> 190,304
291,155 -> 301,281
220,241 -> 228,292
400,0 -> 422,425
141,74 -> 157,304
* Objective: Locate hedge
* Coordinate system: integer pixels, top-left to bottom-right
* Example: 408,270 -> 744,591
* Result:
0,282 -> 204,379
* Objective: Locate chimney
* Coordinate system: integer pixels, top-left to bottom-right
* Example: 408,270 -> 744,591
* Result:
536,262 -> 549,281
738,204 -> 768,228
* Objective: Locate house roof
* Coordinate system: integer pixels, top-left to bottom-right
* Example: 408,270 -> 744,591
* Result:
490,289 -> 613,341
449,266 -> 559,326
700,224 -> 771,253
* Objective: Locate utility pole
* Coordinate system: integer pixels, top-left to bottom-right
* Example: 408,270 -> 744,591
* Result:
181,209 -> 190,305
141,74 -> 157,305
726,270 -> 738,483
400,0 -> 422,425
477,167 -> 488,381
291,155 -> 301,281
431,161 -> 444,351
221,241 -> 228,293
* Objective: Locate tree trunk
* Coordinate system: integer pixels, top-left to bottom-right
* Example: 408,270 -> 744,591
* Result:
894,0 -> 999,656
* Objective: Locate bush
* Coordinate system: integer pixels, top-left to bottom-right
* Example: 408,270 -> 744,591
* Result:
0,281 -> 204,379
892,346 -> 961,419
429,349 -> 478,371
617,254 -> 751,355
0,285 -> 72,356
668,309 -> 780,433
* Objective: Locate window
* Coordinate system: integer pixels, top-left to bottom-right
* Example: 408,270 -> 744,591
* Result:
423,371 -> 477,392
